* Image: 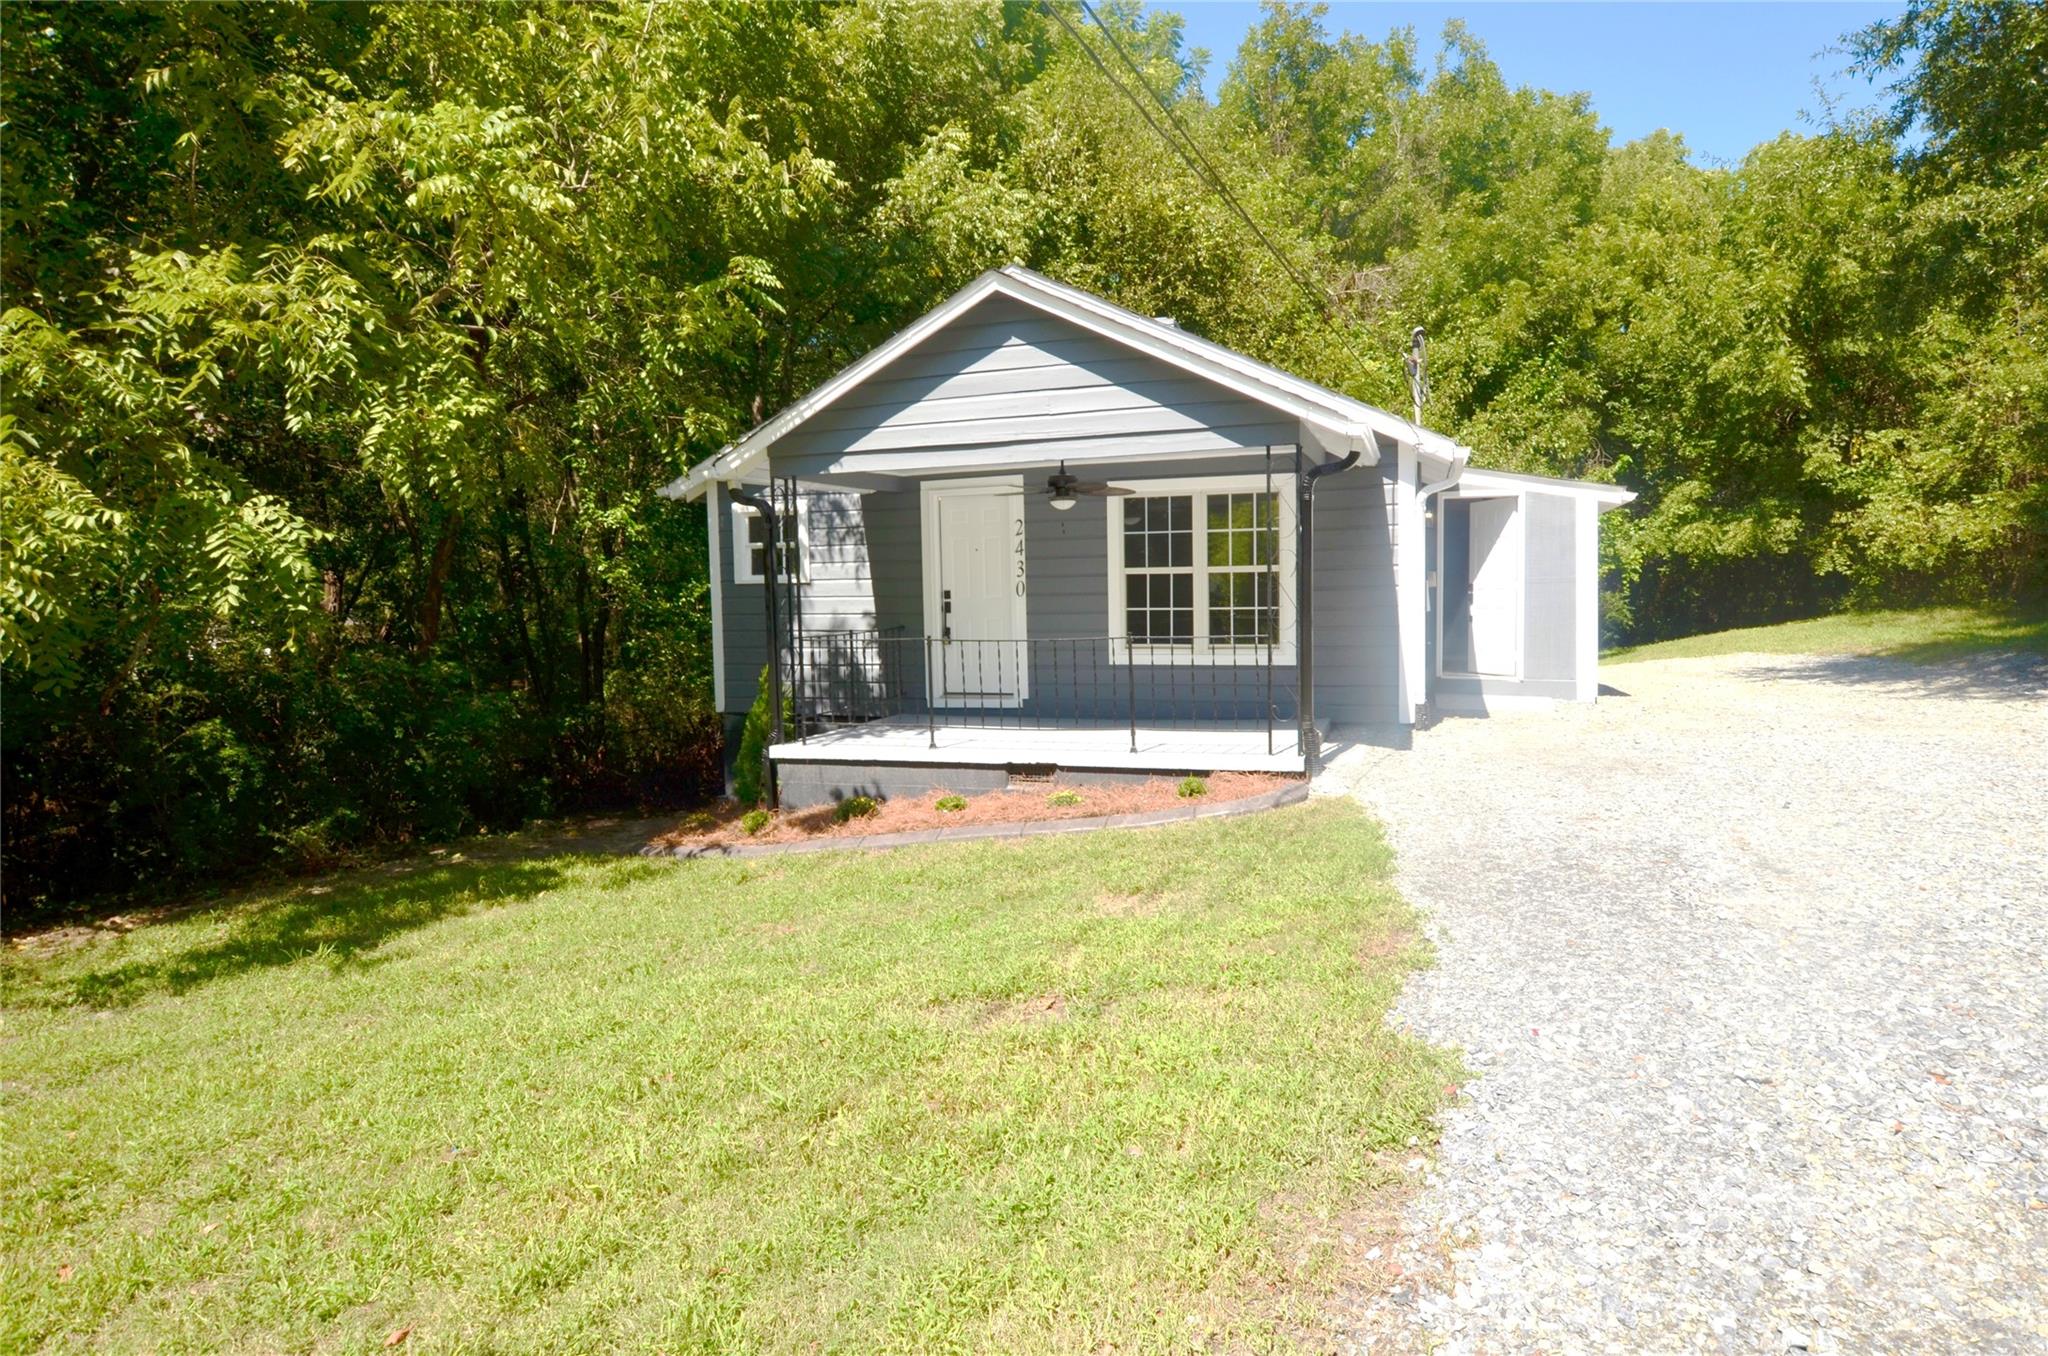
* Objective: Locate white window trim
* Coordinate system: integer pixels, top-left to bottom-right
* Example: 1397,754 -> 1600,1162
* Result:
730,495 -> 809,585
1433,489 -> 1525,682
1104,474 -> 1298,666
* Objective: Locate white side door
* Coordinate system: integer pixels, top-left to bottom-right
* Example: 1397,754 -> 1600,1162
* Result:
926,484 -> 1027,706
1466,497 -> 1521,677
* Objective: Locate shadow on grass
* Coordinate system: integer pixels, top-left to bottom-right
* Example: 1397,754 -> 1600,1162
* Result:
1873,611 -> 2048,664
26,855 -> 621,1010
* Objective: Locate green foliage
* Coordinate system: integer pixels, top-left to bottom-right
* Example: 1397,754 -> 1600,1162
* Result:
1177,776 -> 1208,799
4,0 -> 2041,905
739,808 -> 771,836
732,666 -> 790,810
831,794 -> 881,824
934,794 -> 969,813
1045,788 -> 1084,807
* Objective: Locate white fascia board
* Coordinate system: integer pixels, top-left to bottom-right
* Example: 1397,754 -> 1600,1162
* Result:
659,264 -> 1488,499
1457,465 -> 1635,507
1000,268 -> 1488,473
659,270 -> 1018,502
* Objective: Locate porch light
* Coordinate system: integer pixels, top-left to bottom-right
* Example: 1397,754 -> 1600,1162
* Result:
1049,487 -> 1077,511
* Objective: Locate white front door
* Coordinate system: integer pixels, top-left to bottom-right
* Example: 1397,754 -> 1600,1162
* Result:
1466,497 -> 1521,676
925,482 -> 1028,706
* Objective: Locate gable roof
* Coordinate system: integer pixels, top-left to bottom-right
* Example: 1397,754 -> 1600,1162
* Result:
659,265 -> 1472,501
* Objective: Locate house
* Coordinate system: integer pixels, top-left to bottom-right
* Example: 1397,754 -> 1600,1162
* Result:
661,266 -> 1634,807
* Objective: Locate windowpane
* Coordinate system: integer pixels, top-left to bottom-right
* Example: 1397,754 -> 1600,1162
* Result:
1204,491 -> 1279,649
1119,489 -> 1277,651
741,510 -> 804,580
1121,495 -> 1194,647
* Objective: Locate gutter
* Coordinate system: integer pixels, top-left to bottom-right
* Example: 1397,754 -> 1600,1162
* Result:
1296,446 -> 1363,769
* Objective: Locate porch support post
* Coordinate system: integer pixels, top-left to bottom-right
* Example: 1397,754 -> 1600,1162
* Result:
727,483 -> 784,810
1297,442 -> 1361,770
781,476 -> 806,743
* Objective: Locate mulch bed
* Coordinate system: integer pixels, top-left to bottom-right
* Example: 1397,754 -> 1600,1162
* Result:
647,772 -> 1300,852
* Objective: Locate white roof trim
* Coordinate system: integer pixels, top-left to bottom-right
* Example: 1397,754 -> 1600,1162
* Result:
660,264 -> 1473,501
1456,465 -> 1637,509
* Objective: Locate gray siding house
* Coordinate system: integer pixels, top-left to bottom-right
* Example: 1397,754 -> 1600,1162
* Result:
662,267 -> 1632,806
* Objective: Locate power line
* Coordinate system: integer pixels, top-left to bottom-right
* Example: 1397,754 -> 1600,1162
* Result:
1041,0 -> 1419,423
1037,0 -> 1333,316
1074,0 -> 1332,313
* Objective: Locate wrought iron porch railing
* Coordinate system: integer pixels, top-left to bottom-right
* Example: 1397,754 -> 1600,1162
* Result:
784,630 -> 1302,755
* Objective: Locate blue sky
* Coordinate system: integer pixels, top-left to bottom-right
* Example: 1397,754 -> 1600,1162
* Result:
1148,1 -> 1903,165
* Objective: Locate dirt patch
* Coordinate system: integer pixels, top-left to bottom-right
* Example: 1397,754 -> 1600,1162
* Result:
1094,887 -> 1188,918
647,772 -> 1298,852
1358,928 -> 1419,962
928,991 -> 1072,1029
978,992 -> 1068,1027
8,913 -> 150,959
1260,1150 -> 1455,1354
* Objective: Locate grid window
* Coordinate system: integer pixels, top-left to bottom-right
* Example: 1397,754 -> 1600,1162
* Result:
1206,492 -> 1279,644
1115,486 -> 1286,657
1122,496 -> 1194,644
1125,570 -> 1193,643
733,501 -> 807,583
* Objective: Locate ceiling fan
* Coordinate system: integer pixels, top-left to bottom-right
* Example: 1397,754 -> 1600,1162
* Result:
1044,461 -> 1132,512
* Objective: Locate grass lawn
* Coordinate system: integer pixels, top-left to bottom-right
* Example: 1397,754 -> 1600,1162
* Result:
2,801 -> 1449,1354
1604,603 -> 2048,664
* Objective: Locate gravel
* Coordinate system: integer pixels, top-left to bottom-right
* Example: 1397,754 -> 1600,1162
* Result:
1315,651 -> 2048,1354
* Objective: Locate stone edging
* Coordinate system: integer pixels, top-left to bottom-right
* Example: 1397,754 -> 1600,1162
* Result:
642,780 -> 1311,860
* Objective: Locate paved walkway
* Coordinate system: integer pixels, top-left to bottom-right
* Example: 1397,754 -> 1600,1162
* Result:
1316,651 -> 2048,1354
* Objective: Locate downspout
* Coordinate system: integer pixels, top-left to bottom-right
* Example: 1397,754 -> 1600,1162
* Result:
725,483 -> 784,810
1297,445 -> 1362,769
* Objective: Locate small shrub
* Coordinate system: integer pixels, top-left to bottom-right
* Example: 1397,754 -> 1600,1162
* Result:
740,808 -> 771,836
1177,775 -> 1208,799
832,794 -> 880,823
934,794 -> 968,813
733,665 -> 792,809
1045,788 -> 1083,807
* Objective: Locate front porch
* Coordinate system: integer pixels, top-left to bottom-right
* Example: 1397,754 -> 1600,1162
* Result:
771,714 -> 1308,775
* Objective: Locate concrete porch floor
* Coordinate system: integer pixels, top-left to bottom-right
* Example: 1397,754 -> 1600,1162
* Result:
770,715 -> 1308,774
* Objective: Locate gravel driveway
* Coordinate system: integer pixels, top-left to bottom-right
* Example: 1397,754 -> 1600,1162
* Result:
1316,651 -> 2048,1354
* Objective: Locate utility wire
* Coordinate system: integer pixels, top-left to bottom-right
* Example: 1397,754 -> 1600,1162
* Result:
1040,0 -> 1411,419
1040,0 -> 1332,317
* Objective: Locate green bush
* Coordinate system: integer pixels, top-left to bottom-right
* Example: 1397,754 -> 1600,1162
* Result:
732,665 -> 791,808
1177,776 -> 1208,799
1045,788 -> 1083,807
832,794 -> 880,823
934,794 -> 968,812
739,808 -> 771,836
